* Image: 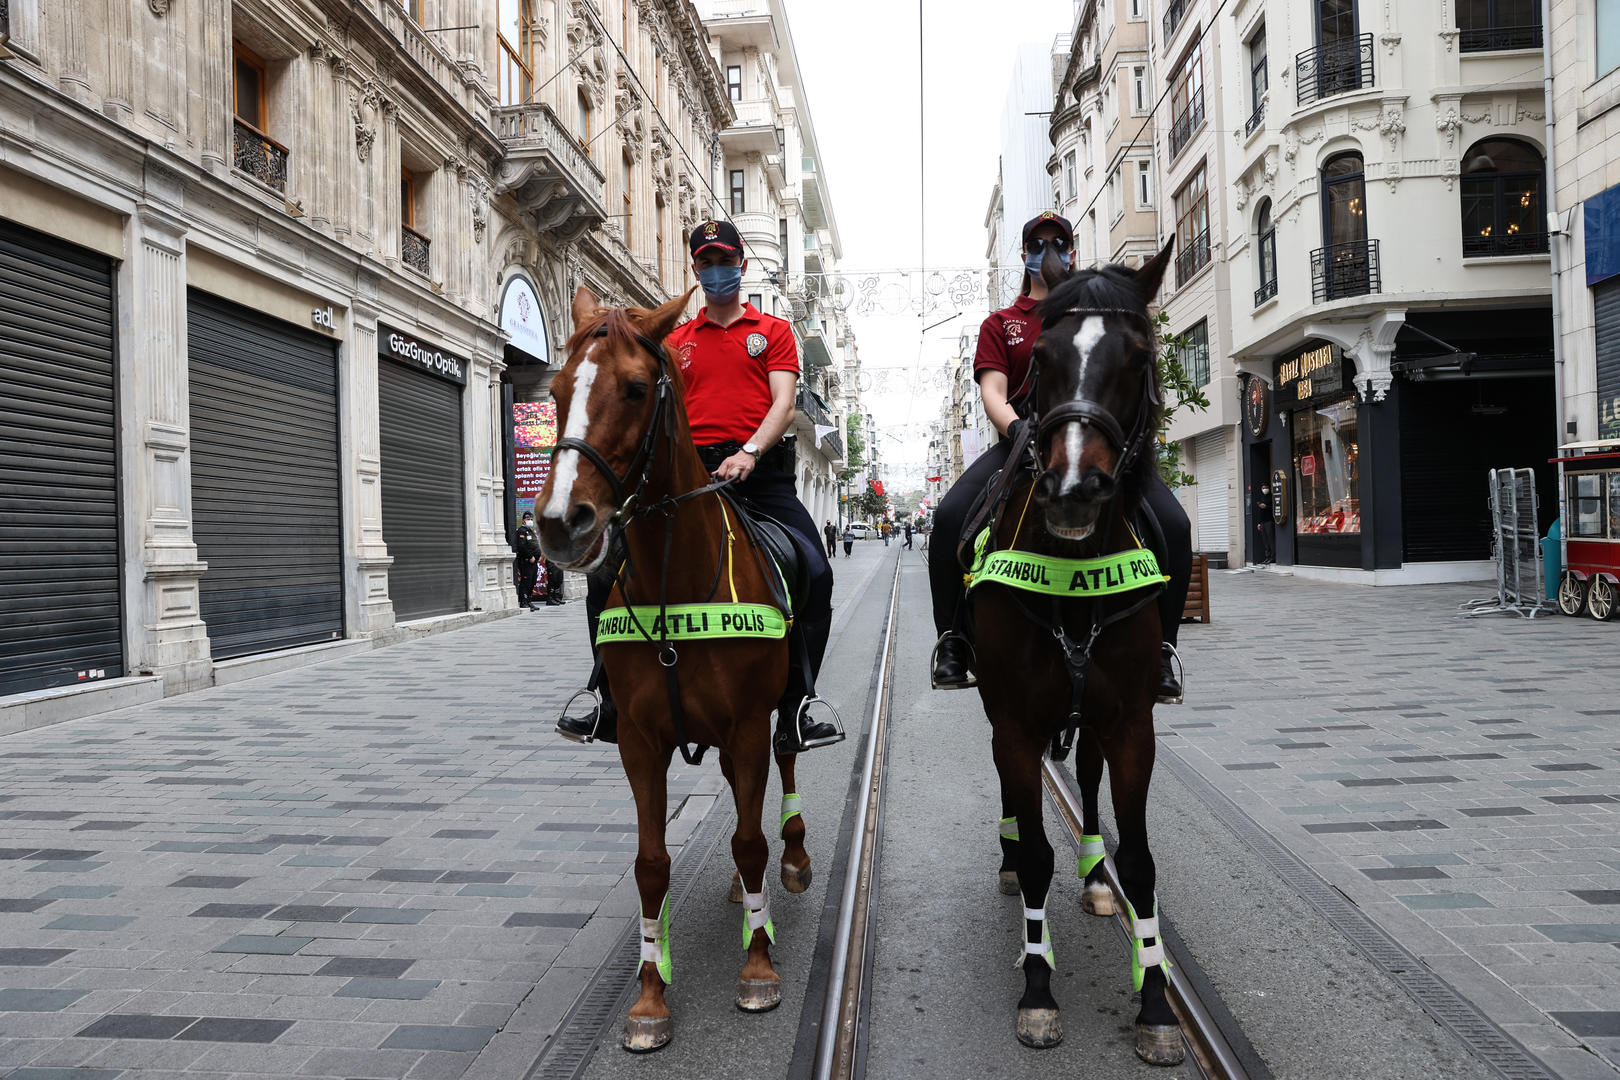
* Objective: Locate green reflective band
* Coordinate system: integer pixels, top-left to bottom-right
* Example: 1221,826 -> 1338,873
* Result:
999,816 -> 1020,842
780,793 -> 803,832
596,602 -> 788,644
1076,834 -> 1105,878
969,547 -> 1168,598
1123,894 -> 1171,993
641,891 -> 673,986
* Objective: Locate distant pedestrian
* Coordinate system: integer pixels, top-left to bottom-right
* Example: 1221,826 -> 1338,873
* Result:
903,521 -> 914,549
842,525 -> 855,557
514,511 -> 542,610
881,522 -> 890,547
824,519 -> 838,558
544,558 -> 566,605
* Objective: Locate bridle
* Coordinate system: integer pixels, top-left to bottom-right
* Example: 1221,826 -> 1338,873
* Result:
1028,305 -> 1162,487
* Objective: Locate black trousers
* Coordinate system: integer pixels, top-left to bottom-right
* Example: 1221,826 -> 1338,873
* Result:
585,459 -> 834,718
927,442 -> 1192,646
515,558 -> 538,607
825,534 -> 837,558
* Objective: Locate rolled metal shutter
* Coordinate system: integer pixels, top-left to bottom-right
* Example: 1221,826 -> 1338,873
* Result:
1597,280 -> 1620,440
378,358 -> 466,620
188,292 -> 343,659
0,220 -> 121,695
1193,429 -> 1230,555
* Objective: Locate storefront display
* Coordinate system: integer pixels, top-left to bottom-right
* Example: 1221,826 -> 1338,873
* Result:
1292,400 -> 1360,534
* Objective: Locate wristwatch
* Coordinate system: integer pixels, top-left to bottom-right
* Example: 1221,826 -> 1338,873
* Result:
742,442 -> 761,458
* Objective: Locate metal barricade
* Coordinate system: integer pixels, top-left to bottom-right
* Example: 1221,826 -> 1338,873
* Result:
1463,467 -> 1549,618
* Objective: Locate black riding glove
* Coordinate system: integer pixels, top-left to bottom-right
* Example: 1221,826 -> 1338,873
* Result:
1006,418 -> 1031,446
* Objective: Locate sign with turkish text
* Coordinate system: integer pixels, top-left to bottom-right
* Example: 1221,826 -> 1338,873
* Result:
513,401 -> 558,519
378,324 -> 467,385
499,274 -> 550,366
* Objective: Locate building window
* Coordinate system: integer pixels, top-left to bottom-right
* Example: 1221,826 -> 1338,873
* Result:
1082,121 -> 1094,173
1603,0 -> 1620,76
400,0 -> 422,23
729,169 -> 745,213
1107,167 -> 1121,222
1173,164 -> 1209,285
622,154 -> 633,248
1460,138 -> 1547,256
748,293 -> 763,311
1314,152 -> 1379,301
577,91 -> 592,144
1298,0 -> 1372,105
233,43 -> 267,130
401,168 -> 430,275
1255,198 -> 1277,304
1128,0 -> 1143,18
1177,320 -> 1210,387
1132,66 -> 1149,114
1135,161 -> 1152,208
231,43 -> 288,192
1293,399 -> 1361,535
656,196 -> 666,287
1457,0 -> 1542,51
1064,151 -> 1077,200
727,65 -> 743,101
1102,78 -> 1117,131
1167,42 -> 1204,160
1246,24 -> 1268,135
496,0 -> 533,107
779,217 -> 789,258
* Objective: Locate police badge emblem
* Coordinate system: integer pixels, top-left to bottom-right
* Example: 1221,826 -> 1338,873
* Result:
746,332 -> 768,357
703,221 -> 719,240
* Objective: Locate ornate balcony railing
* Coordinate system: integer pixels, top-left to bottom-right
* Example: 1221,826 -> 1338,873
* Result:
1162,0 -> 1189,41
1168,93 -> 1205,161
1310,239 -> 1380,303
1174,229 -> 1210,287
1463,229 -> 1548,258
491,103 -> 608,243
1459,24 -> 1542,52
1244,100 -> 1266,138
233,117 -> 289,193
1295,34 -> 1374,106
1255,276 -> 1278,306
401,225 -> 430,276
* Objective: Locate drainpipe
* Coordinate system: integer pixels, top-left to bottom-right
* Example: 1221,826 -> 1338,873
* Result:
1542,0 -> 1568,449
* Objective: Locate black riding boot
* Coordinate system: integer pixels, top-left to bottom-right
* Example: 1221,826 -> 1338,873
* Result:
1157,643 -> 1183,705
930,632 -> 977,690
556,695 -> 618,744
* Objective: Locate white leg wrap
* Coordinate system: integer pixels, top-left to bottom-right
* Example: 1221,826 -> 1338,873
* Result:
1136,941 -> 1166,968
1132,915 -> 1160,941
741,888 -> 776,947
1022,907 -> 1046,922
1014,892 -> 1055,970
641,916 -> 660,940
640,938 -> 662,964
998,816 -> 1019,840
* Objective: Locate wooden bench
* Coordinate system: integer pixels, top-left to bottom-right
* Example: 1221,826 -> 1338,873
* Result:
1182,552 -> 1211,623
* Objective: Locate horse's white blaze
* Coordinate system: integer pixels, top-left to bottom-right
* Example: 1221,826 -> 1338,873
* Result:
1059,316 -> 1108,495
543,346 -> 598,522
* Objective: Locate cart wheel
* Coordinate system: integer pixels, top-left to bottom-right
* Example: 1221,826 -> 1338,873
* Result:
1587,576 -> 1616,621
1558,572 -> 1588,617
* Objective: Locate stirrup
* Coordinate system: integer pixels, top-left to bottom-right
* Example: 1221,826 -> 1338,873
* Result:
774,695 -> 846,755
1157,643 -> 1185,706
555,688 -> 603,744
929,633 -> 978,690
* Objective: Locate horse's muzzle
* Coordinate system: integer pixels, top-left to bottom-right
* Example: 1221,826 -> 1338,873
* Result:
539,503 -> 608,570
1034,467 -> 1116,540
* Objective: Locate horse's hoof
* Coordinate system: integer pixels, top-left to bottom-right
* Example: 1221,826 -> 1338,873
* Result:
737,977 -> 782,1012
1080,880 -> 1116,916
621,1014 -> 672,1053
782,861 -> 812,893
728,872 -> 743,904
1134,1023 -> 1185,1066
998,870 -> 1021,896
1015,1007 -> 1063,1048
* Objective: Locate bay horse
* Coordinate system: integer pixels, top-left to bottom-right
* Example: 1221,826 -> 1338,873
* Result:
971,240 -> 1184,1066
535,286 -> 813,1053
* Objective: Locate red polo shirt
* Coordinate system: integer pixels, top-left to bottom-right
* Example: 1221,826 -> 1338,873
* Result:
974,295 -> 1042,407
667,303 -> 799,446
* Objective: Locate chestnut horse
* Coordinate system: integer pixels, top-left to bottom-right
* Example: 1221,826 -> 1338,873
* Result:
971,241 -> 1185,1066
535,287 -> 811,1052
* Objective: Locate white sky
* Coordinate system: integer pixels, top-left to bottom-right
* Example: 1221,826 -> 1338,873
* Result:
780,0 -> 1073,490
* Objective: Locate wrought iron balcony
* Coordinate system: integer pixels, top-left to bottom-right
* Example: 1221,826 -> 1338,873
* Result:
233,117 -> 289,193
1244,100 -> 1266,138
796,387 -> 832,428
1254,277 -> 1278,306
1463,229 -> 1548,258
1310,239 -> 1380,303
1459,24 -> 1542,51
1168,94 -> 1205,161
1174,229 -> 1210,287
1162,0 -> 1189,40
491,103 -> 608,243
401,225 -> 430,276
1295,33 -> 1374,106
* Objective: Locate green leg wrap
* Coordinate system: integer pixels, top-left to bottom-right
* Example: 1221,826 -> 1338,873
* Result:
1076,833 -> 1105,878
780,793 -> 803,834
638,892 -> 674,986
998,815 -> 1019,842
1123,894 -> 1170,993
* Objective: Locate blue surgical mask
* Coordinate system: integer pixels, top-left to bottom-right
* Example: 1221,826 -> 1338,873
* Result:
698,264 -> 743,302
1024,251 -> 1072,281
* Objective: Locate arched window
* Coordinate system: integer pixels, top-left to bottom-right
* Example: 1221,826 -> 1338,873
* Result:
1317,152 -> 1374,301
1255,198 -> 1277,305
1460,138 -> 1547,257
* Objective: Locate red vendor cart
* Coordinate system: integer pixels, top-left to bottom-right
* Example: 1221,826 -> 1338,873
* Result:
1554,439 -> 1620,619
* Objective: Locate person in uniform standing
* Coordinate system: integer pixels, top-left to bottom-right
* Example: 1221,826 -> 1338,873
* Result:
926,212 -> 1192,704
556,220 -> 841,754
513,511 -> 541,611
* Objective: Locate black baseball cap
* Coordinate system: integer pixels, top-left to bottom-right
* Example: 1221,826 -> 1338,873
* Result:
1022,211 -> 1075,247
689,219 -> 742,257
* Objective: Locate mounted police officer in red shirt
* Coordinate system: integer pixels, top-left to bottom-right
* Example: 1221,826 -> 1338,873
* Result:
556,220 -> 842,754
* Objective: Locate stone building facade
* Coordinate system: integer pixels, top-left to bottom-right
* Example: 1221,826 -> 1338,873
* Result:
0,0 -> 731,722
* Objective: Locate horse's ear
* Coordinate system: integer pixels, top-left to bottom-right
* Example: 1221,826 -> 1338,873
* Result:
1132,237 -> 1176,302
645,287 -> 696,341
571,286 -> 601,329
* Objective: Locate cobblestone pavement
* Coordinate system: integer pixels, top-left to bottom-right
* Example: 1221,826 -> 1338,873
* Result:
1174,570 -> 1620,1080
0,543 -> 889,1080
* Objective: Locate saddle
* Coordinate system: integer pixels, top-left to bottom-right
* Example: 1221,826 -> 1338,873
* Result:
718,489 -> 810,623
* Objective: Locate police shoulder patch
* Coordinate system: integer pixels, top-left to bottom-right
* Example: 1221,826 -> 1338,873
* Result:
746,332 -> 769,357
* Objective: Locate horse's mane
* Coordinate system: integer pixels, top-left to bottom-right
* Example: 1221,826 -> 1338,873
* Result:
1034,263 -> 1163,506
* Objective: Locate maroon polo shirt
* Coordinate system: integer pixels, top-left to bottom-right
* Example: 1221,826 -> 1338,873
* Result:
974,295 -> 1042,406
666,303 -> 800,446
